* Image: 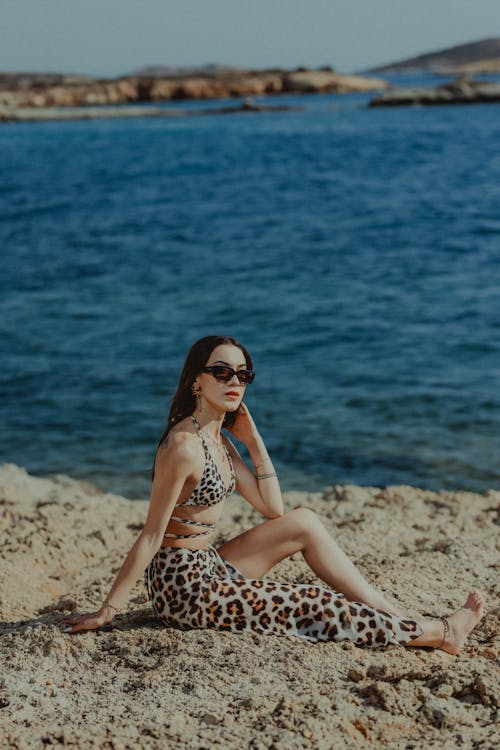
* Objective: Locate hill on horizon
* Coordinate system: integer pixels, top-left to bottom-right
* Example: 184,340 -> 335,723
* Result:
365,36 -> 500,73
124,63 -> 245,78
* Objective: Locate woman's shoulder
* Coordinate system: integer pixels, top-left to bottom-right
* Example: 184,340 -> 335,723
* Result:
157,418 -> 200,462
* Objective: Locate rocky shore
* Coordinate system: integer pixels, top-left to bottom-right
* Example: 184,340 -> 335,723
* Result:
370,77 -> 500,107
0,67 -> 389,123
1,463 -> 498,749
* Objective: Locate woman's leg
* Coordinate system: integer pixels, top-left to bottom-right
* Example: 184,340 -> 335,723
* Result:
147,545 -> 422,648
218,507 -> 405,615
217,509 -> 485,653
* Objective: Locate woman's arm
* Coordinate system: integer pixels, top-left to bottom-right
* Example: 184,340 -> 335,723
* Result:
59,430 -> 196,634
225,403 -> 284,518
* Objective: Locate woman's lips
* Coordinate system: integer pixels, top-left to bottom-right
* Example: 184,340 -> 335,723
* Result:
225,392 -> 239,397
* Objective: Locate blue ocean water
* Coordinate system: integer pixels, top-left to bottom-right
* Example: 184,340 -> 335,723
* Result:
1,77 -> 500,498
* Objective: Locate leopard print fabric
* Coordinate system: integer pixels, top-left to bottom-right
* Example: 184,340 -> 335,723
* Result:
144,546 -> 423,647
163,415 -> 236,541
177,416 -> 236,508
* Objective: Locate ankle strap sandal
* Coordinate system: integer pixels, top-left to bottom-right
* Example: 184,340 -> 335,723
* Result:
439,616 -> 450,649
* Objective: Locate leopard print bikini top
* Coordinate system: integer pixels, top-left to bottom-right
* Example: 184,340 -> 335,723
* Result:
163,415 -> 236,540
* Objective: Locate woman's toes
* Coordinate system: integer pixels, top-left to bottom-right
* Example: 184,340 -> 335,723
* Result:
467,590 -> 485,616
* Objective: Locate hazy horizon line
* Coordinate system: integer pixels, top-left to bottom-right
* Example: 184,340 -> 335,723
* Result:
1,34 -> 497,80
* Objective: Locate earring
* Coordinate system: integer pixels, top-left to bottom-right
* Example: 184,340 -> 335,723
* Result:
191,382 -> 202,398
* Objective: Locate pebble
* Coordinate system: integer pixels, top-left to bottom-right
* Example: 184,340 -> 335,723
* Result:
347,668 -> 366,682
201,712 -> 220,726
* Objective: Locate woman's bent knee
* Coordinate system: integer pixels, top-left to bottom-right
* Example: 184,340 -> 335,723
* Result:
286,507 -> 322,539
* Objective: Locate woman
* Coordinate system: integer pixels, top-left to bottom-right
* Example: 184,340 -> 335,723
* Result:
60,335 -> 485,652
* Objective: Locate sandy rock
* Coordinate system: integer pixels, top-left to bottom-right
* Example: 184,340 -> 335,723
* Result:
1,463 -> 498,749
283,70 -> 389,93
146,78 -> 178,101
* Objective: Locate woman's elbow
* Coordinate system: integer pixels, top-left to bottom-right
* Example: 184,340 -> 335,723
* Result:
139,527 -> 164,552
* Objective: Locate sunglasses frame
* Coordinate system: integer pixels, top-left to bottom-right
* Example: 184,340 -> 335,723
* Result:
201,365 -> 255,385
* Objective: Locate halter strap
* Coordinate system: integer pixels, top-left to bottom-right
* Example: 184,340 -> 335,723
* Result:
190,415 -> 209,455
190,415 -> 235,489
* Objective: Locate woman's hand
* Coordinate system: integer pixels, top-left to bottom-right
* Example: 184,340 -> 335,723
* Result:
225,402 -> 259,445
59,605 -> 115,635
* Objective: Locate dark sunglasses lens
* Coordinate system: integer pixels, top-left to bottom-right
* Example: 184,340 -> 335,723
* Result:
237,370 -> 255,384
205,366 -> 255,384
212,366 -> 233,382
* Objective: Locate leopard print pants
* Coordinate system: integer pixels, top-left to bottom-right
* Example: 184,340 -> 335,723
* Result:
144,545 -> 423,647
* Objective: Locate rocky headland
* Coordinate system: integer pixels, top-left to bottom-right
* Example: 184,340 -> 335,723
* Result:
370,76 -> 500,107
1,463 -> 498,749
0,67 -> 389,123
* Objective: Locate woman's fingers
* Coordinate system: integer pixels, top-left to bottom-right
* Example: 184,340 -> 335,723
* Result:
62,617 -> 99,634
59,611 -> 104,633
68,617 -> 100,633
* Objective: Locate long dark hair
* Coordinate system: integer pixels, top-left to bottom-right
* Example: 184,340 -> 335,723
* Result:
151,335 -> 253,481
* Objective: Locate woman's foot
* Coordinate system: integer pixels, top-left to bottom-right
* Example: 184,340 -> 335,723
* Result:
439,591 -> 485,655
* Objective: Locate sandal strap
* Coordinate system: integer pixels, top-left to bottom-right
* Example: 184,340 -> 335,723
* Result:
439,616 -> 450,649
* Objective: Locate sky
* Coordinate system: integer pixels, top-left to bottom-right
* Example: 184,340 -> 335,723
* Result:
1,0 -> 499,77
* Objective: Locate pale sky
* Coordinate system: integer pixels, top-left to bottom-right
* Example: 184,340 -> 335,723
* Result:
1,0 -> 499,77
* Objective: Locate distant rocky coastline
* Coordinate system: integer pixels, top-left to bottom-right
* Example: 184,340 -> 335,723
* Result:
0,99 -> 303,123
0,67 -> 389,122
370,76 -> 500,107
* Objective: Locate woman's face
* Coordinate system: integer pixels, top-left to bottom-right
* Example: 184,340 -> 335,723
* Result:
196,343 -> 248,412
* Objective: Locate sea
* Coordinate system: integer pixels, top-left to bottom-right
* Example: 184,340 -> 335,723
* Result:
2,72 -> 500,499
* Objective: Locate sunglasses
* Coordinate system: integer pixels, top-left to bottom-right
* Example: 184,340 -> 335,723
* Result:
201,365 -> 255,385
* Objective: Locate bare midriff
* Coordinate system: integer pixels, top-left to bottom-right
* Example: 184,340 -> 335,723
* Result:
160,497 -> 226,551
